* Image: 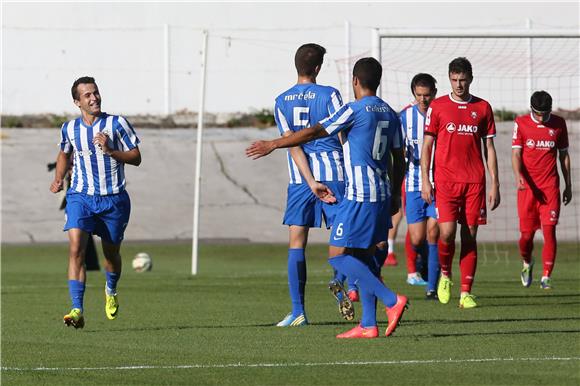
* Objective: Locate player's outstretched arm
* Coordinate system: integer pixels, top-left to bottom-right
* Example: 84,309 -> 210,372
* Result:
484,137 -> 501,210
511,148 -> 525,190
420,135 -> 435,205
50,151 -> 70,193
246,123 -> 328,160
559,149 -> 572,205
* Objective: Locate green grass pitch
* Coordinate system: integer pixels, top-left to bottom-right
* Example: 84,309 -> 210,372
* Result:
2,242 -> 579,385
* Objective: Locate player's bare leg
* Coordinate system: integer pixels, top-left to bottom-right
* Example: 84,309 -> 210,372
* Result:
102,240 -> 122,320
64,229 -> 89,328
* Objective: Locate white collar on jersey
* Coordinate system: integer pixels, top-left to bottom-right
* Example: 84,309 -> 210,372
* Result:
448,93 -> 472,104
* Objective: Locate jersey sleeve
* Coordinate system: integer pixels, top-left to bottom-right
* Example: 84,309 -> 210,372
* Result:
484,102 -> 496,138
320,103 -> 354,136
116,116 -> 140,151
424,105 -> 438,137
511,118 -> 523,148
557,119 -> 569,151
59,122 -> 73,153
327,88 -> 344,116
398,111 -> 407,142
274,100 -> 291,136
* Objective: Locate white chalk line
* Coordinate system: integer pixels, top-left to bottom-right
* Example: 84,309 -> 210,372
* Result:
2,356 -> 579,372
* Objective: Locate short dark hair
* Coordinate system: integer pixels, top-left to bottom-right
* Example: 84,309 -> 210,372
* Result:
411,73 -> 437,94
352,57 -> 382,92
530,90 -> 552,112
294,44 -> 326,77
71,76 -> 96,100
448,57 -> 473,78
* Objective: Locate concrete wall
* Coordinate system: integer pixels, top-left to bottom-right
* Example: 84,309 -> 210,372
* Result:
2,122 -> 579,245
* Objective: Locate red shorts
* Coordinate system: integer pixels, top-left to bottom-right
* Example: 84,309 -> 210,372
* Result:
517,187 -> 560,232
435,182 -> 487,226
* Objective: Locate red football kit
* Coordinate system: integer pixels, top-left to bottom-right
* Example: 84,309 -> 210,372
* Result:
512,113 -> 569,231
425,94 -> 496,226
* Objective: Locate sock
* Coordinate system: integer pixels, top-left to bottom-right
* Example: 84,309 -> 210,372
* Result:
329,254 -> 397,308
518,231 -> 535,264
541,225 -> 557,277
333,269 -> 346,284
288,248 -> 306,316
438,240 -> 455,278
387,239 -> 394,254
427,243 -> 440,292
360,286 -> 378,328
405,231 -> 417,274
68,280 -> 85,311
105,271 -> 121,295
459,239 -> 477,293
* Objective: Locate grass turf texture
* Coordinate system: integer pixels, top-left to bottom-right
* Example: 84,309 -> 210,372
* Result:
2,242 -> 579,385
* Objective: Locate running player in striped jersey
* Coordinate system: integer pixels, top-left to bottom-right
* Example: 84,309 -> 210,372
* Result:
272,44 -> 352,327
248,58 -> 408,339
421,58 -> 500,309
50,77 -> 141,328
400,73 -> 441,297
512,91 -> 572,290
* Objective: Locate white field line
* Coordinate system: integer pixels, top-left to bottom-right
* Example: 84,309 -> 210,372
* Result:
2,356 -> 579,372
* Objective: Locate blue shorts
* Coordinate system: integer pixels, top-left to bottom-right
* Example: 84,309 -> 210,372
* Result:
405,191 -> 437,224
64,190 -> 131,244
283,181 -> 345,229
329,199 -> 391,249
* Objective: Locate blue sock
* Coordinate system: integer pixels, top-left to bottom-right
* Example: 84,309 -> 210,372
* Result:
333,269 -> 346,284
427,243 -> 440,292
329,254 -> 397,308
288,248 -> 306,316
360,286 -> 377,328
105,271 -> 121,294
68,280 -> 85,311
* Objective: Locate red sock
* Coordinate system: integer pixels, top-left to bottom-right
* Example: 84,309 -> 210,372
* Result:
542,225 -> 557,277
518,231 -> 535,264
459,239 -> 477,293
405,231 -> 417,274
438,240 -> 455,278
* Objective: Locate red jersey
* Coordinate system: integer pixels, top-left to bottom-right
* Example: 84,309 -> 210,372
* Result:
512,113 -> 568,190
424,94 -> 496,184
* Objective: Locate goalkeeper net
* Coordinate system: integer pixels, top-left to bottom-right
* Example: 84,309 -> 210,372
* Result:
337,30 -> 579,260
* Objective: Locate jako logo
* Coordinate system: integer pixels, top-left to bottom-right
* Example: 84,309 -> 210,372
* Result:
526,139 -> 535,149
458,124 -> 478,133
446,122 -> 456,133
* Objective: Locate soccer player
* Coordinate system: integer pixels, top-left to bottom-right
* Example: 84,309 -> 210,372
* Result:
512,91 -> 572,289
421,57 -> 500,309
400,73 -> 440,297
50,76 -> 141,328
272,43 -> 351,327
247,57 -> 408,339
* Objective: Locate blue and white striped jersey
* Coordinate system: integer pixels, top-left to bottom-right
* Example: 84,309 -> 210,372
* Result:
321,96 -> 402,203
59,113 -> 140,196
274,83 -> 344,184
400,104 -> 433,192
